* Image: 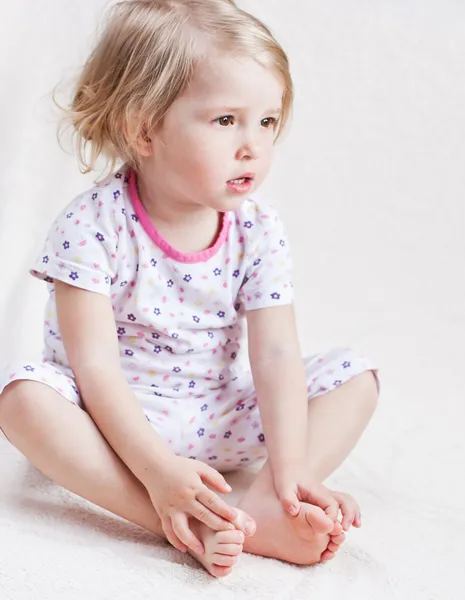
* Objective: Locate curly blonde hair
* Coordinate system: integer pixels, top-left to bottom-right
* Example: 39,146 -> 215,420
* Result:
59,0 -> 293,176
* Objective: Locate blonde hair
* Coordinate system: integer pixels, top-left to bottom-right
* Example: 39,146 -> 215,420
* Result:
59,0 -> 293,176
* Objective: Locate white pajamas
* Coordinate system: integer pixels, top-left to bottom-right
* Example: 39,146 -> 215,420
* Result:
0,166 -> 376,468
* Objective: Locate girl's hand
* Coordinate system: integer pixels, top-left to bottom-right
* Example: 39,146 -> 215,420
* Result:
274,466 -> 339,522
145,456 -> 250,554
328,490 -> 362,530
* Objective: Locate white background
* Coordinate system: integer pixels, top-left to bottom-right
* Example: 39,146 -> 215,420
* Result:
0,1 -> 464,598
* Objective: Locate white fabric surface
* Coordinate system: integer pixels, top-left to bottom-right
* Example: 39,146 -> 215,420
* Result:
1,1 -> 464,598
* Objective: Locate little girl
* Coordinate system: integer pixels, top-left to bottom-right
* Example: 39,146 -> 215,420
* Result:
0,0 -> 379,578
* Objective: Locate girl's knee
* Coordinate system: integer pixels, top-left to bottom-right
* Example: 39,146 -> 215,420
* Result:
0,380 -> 46,425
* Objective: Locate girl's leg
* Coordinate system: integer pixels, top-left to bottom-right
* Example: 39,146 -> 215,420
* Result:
0,381 -> 246,578
238,371 -> 378,565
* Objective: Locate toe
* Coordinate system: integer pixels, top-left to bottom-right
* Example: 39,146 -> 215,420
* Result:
216,530 -> 245,544
212,553 -> 238,567
327,541 -> 340,553
330,521 -> 343,535
320,549 -> 335,561
217,543 -> 243,556
330,533 -> 345,546
210,565 -> 233,578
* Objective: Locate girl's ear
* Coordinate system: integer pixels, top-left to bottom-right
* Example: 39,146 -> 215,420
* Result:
133,130 -> 153,157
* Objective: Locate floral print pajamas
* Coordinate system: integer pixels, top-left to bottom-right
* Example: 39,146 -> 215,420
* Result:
0,166 -> 376,468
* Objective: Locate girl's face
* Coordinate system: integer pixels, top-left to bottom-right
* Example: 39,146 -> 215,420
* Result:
139,54 -> 284,213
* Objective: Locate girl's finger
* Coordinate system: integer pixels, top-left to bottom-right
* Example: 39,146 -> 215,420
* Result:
192,500 -> 236,531
163,519 -> 188,553
196,488 -> 237,523
279,490 -> 301,516
197,463 -> 232,494
171,513 -> 204,555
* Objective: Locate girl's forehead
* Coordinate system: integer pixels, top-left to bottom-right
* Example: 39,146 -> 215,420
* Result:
184,55 -> 284,107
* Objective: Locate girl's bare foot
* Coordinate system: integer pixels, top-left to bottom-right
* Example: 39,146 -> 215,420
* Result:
188,508 -> 254,578
238,489 -> 345,565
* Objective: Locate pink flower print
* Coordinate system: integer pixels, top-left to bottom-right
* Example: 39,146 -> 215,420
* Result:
8,373 -> 16,380
188,444 -> 195,450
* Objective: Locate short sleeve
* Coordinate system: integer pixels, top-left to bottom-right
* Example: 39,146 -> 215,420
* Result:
30,192 -> 118,296
241,203 -> 294,311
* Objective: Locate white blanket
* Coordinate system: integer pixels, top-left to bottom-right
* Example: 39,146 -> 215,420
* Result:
1,1 -> 464,598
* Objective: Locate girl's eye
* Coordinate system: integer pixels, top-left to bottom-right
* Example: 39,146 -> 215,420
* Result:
261,117 -> 277,128
215,115 -> 235,126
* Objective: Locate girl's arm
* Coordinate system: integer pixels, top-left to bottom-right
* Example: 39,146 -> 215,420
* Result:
54,281 -> 242,553
246,303 -> 308,484
55,280 -> 174,482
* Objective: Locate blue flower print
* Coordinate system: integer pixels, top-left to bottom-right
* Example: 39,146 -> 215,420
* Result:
193,316 -> 200,323
69,272 -> 79,281
213,268 -> 222,276
117,327 -> 126,335
120,280 -> 128,287
333,380 -> 343,387
218,374 -> 224,381
253,258 -> 261,266
189,381 -> 196,389
154,346 -> 162,353
240,458 -> 250,462
208,332 -> 214,339
173,366 -> 181,373
131,213 -> 139,222
171,332 -> 179,339
233,270 -> 240,278
208,456 -> 218,461
197,428 -> 205,437
121,208 -> 126,215
62,241 -> 70,250
127,313 -> 136,321
92,192 -> 98,200
224,431 -> 232,439
342,361 -> 351,369
258,433 -> 265,443
183,274 -> 192,283
165,345 -> 173,353
279,239 -> 285,247
95,232 -> 105,242
234,302 -> 241,311
42,255 -> 49,264
244,221 -> 254,229
153,308 -> 161,316
188,455 -> 197,460
66,212 -> 73,219
113,190 -> 121,200
167,279 -> 174,288
152,332 -> 160,339
217,311 -> 225,318
235,403 -> 245,411
270,292 -> 281,300
231,352 -> 237,360
23,365 -> 35,372
201,404 -> 208,412
124,175 -> 129,184
115,172 -> 122,179
150,258 -> 157,267
125,349 -> 134,356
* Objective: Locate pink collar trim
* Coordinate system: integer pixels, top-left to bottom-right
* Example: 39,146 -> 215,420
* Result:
128,169 -> 231,264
